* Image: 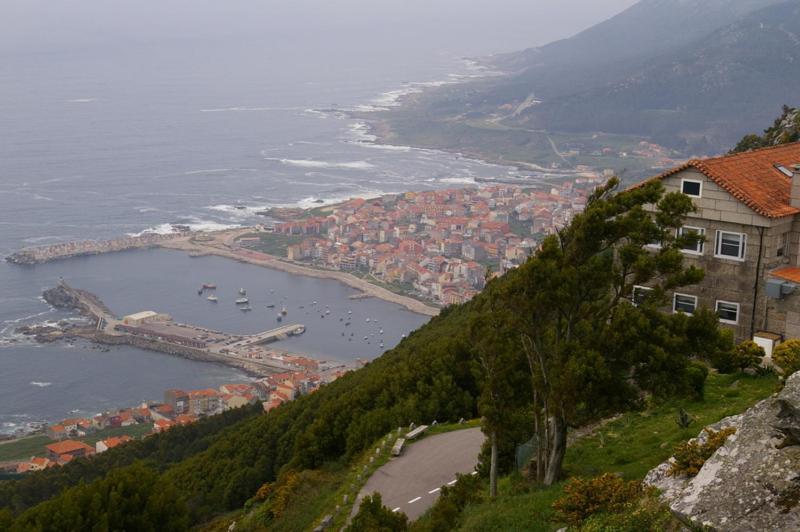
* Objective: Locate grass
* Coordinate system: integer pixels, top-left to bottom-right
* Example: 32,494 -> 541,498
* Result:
0,423 -> 153,463
438,372 -> 778,531
236,233 -> 304,257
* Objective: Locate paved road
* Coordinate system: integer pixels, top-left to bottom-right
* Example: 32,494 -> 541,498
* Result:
356,427 -> 484,521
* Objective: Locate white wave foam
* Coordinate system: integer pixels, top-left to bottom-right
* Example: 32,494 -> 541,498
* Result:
438,177 -> 478,185
265,158 -> 375,171
30,381 -> 52,387
183,168 -> 231,175
126,223 -> 178,237
137,207 -> 159,213
23,235 -> 65,244
200,106 -> 301,113
67,98 -> 96,103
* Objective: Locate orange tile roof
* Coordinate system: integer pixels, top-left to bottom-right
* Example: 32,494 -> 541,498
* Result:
640,142 -> 800,218
46,440 -> 94,455
769,266 -> 800,283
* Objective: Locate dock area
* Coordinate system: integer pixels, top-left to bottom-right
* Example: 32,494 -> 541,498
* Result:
50,281 -> 313,376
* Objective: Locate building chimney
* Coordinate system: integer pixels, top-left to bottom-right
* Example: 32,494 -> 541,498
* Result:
792,164 -> 800,209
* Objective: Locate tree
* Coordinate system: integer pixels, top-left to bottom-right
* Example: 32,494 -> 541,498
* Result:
468,287 -> 527,497
510,177 -> 704,485
347,493 -> 408,532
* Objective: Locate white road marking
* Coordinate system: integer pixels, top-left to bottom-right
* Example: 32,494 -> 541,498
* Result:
408,496 -> 422,504
392,507 -> 401,513
447,479 -> 457,485
428,487 -> 441,494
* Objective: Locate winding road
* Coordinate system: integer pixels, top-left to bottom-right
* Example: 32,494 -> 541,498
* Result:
355,427 -> 485,521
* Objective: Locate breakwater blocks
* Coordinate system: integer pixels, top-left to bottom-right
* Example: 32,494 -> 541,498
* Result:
5,232 -> 187,265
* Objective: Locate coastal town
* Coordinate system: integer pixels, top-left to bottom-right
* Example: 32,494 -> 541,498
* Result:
6,368 -> 343,474
242,180 -> 604,305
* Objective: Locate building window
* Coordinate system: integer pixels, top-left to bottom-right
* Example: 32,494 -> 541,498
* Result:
777,232 -> 788,257
681,179 -> 702,198
673,293 -> 697,315
677,226 -> 705,255
716,300 -> 740,324
714,230 -> 746,261
632,285 -> 653,306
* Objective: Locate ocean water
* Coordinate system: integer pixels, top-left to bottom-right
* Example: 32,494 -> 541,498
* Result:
0,24 -> 526,434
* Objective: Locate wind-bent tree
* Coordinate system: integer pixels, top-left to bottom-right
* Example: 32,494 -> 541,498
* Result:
468,287 -> 526,498
509,177 -> 705,485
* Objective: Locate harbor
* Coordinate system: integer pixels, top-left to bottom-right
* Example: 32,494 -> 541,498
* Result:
42,281 -> 318,377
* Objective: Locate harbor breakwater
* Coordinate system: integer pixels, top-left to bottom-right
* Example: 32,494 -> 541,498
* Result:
5,232 -> 188,265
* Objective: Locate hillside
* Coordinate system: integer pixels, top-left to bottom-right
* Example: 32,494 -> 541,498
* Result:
508,1 -> 800,152
375,0 -> 800,168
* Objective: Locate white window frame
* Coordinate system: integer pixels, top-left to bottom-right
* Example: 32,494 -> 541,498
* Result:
677,226 -> 705,255
673,293 -> 697,315
680,178 -> 703,198
631,285 -> 653,306
715,300 -> 740,325
714,230 -> 746,261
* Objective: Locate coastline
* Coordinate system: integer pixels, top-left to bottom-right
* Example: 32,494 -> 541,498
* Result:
159,231 -> 441,317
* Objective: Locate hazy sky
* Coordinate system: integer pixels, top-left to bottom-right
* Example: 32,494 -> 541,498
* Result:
2,0 -> 638,56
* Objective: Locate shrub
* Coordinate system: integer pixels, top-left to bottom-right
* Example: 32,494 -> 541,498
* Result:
578,493 -> 675,532
773,339 -> 800,376
552,473 -> 643,526
347,493 -> 408,532
685,361 -> 709,399
413,473 -> 482,532
732,341 -> 765,372
668,427 -> 736,477
710,348 -> 736,374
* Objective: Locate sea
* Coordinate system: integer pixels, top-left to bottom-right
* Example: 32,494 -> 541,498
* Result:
0,20 -> 531,436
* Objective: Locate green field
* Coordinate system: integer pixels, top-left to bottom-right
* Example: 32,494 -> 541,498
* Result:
237,233 -> 305,257
0,423 -> 153,463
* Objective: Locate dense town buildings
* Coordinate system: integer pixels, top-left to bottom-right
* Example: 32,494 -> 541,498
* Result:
261,181 -> 602,305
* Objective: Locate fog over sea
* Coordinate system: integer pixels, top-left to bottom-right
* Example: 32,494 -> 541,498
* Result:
0,0 -> 634,435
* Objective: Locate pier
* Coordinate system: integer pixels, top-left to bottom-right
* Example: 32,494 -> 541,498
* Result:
49,281 -> 310,376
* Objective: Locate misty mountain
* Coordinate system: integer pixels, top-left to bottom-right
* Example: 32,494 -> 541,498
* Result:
508,1 -> 800,152
422,0 -> 799,155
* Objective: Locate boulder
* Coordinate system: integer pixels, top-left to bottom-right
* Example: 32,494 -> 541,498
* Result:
645,373 -> 800,531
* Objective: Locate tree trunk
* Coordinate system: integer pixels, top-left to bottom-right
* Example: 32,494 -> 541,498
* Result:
490,431 -> 498,498
544,415 -> 567,486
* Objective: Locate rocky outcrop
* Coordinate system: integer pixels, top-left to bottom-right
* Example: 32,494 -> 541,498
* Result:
42,284 -> 80,309
645,373 -> 800,531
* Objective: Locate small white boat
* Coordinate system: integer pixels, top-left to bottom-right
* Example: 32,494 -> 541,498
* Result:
366,318 -> 370,323
276,314 -> 282,322
379,329 -> 383,334
240,305 -> 252,312
207,295 -> 218,302
281,307 -> 287,315
239,288 -> 246,295
235,298 -> 249,304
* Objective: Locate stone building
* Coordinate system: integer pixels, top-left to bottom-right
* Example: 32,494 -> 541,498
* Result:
637,142 -> 800,353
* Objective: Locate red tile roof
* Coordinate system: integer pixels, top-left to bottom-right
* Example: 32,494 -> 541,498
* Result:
769,266 -> 800,283
640,142 -> 800,218
46,440 -> 94,455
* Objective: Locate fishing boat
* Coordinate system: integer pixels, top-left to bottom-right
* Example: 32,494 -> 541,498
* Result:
207,295 -> 218,302
203,284 -> 217,290
235,298 -> 249,305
